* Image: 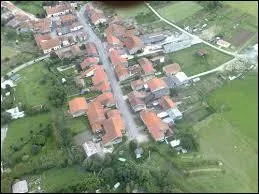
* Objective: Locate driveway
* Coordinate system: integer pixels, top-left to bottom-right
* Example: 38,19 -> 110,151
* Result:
77,5 -> 146,142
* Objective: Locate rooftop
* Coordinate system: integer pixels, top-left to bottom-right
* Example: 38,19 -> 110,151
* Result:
68,97 -> 88,115
146,77 -> 168,92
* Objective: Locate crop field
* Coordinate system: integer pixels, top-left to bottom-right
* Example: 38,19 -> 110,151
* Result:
225,1 -> 258,17
165,43 -> 233,76
157,1 -> 203,23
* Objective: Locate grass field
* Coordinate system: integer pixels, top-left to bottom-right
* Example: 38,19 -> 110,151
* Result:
66,116 -> 90,136
2,113 -> 51,158
15,63 -> 51,106
225,1 -> 258,17
157,1 -> 203,22
1,46 -> 20,59
115,3 -> 150,18
165,43 -> 233,76
14,1 -> 44,16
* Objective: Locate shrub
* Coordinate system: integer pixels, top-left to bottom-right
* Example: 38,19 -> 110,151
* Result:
31,144 -> 41,155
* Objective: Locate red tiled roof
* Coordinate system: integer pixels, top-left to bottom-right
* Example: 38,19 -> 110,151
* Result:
85,42 -> 98,56
131,79 -> 144,90
80,64 -> 101,78
87,101 -> 106,133
90,11 -> 106,24
140,110 -> 169,141
163,63 -> 181,75
60,14 -> 76,23
115,64 -> 130,80
92,67 -> 107,86
45,3 -> 72,15
124,35 -> 144,50
40,37 -> 61,50
107,32 -> 122,46
95,79 -> 111,93
102,115 -> 124,145
80,57 -> 99,70
34,33 -> 52,46
95,92 -> 115,107
128,91 -> 145,107
68,97 -> 88,115
106,109 -> 120,118
138,58 -> 156,74
109,49 -> 128,67
33,18 -> 51,33
105,23 -> 126,37
146,77 -> 168,92
159,96 -> 175,110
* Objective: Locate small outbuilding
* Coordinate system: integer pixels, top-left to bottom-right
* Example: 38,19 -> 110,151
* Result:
12,180 -> 28,193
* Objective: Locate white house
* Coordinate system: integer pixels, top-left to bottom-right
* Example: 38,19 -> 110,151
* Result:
12,180 -> 28,193
6,107 -> 25,119
1,79 -> 16,89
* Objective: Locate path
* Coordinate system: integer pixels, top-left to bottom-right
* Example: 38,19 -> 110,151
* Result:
145,2 -> 241,58
6,54 -> 50,76
2,1 -> 39,21
77,5 -> 146,142
1,126 -> 8,154
187,168 -> 222,173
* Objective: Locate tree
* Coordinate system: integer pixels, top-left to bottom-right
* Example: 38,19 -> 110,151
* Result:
50,51 -> 58,59
71,146 -> 85,164
170,88 -> 178,97
48,86 -> 66,107
1,97 -> 14,111
101,167 -> 115,184
32,135 -> 46,146
31,144 -> 41,155
178,132 -> 199,152
204,1 -> 222,10
1,112 -> 12,125
1,173 -> 13,193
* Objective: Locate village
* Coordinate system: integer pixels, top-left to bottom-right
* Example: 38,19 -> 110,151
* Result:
1,1 -> 258,193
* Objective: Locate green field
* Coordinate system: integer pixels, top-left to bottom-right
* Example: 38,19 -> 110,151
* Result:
66,116 -> 90,135
14,1 -> 44,16
165,43 -> 233,76
1,46 -> 20,59
115,4 -> 150,18
225,1 -> 258,17
15,63 -> 51,106
157,1 -> 203,22
2,113 -> 51,158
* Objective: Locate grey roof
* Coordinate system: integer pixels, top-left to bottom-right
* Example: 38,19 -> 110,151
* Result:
10,74 -> 21,81
163,76 -> 176,88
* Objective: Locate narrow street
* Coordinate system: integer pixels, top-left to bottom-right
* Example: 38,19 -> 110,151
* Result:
77,5 -> 146,142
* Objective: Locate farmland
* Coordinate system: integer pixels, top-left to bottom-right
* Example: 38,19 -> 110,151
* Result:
225,1 -> 258,17
157,1 -> 203,23
165,43 -> 233,76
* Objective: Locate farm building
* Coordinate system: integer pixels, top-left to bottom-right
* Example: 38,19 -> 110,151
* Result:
12,180 -> 28,193
6,107 -> 25,119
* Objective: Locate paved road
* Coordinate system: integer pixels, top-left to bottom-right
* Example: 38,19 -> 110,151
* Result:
77,5 -> 141,141
145,2 -> 242,58
1,126 -> 8,154
6,54 -> 50,76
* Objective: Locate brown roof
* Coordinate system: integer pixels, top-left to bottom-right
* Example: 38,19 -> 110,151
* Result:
70,45 -> 81,55
85,3 -> 95,15
131,79 -> 144,90
159,96 -> 175,110
60,14 -> 76,23
105,23 -> 126,38
124,35 -> 144,50
95,92 -> 115,107
34,33 -> 52,46
85,42 -> 98,56
80,64 -> 101,78
146,77 -> 168,92
115,64 -> 130,80
102,115 -> 124,145
163,63 -> 181,75
87,101 -> 106,133
92,67 -> 108,86
140,110 -> 169,141
106,109 -> 120,118
80,57 -> 99,70
107,32 -> 122,46
40,37 -> 61,50
90,11 -> 106,24
95,79 -> 111,93
109,49 -> 128,67
45,3 -> 72,16
138,58 -> 156,74
128,91 -> 146,107
33,18 -> 51,33
68,97 -> 88,115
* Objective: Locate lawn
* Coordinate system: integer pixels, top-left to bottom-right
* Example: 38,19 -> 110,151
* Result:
15,63 -> 51,106
66,116 -> 90,136
191,113 -> 258,192
165,43 -> 233,76
1,46 -> 20,59
14,1 -> 44,16
207,73 -> 257,142
157,1 -> 203,23
61,68 -> 77,78
2,113 -> 51,159
225,1 -> 258,18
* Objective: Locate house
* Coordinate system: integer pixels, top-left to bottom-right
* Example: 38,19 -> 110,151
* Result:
128,64 -> 142,76
128,91 -> 147,112
95,92 -> 116,107
163,63 -> 181,76
34,34 -> 61,54
102,112 -> 125,147
60,13 -> 77,25
85,2 -> 95,15
159,95 -> 182,121
95,79 -> 111,93
32,18 -> 52,34
106,109 -> 121,118
80,57 -> 99,70
89,10 -> 107,25
124,35 -> 144,55
167,107 -> 183,120
80,65 -> 101,78
107,32 -> 123,47
104,23 -> 126,38
140,110 -> 170,141
216,39 -> 231,48
109,49 -> 128,67
140,31 -> 168,45
82,141 -> 101,157
171,72 -> 189,86
12,180 -> 28,193
87,101 -> 106,134
114,64 -> 130,81
138,58 -> 156,75
45,3 -> 73,18
76,31 -> 88,41
131,79 -> 144,91
6,107 -> 25,119
145,77 -> 169,99
70,44 -> 82,56
85,42 -> 98,57
69,22 -> 83,32
1,79 -> 16,89
59,36 -> 70,47
159,96 -> 175,110
92,67 -> 108,86
68,97 -> 88,117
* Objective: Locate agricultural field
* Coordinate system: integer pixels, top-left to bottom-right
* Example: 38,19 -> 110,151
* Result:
13,1 -> 44,16
165,43 -> 233,76
225,1 -> 258,17
157,1 -> 203,23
